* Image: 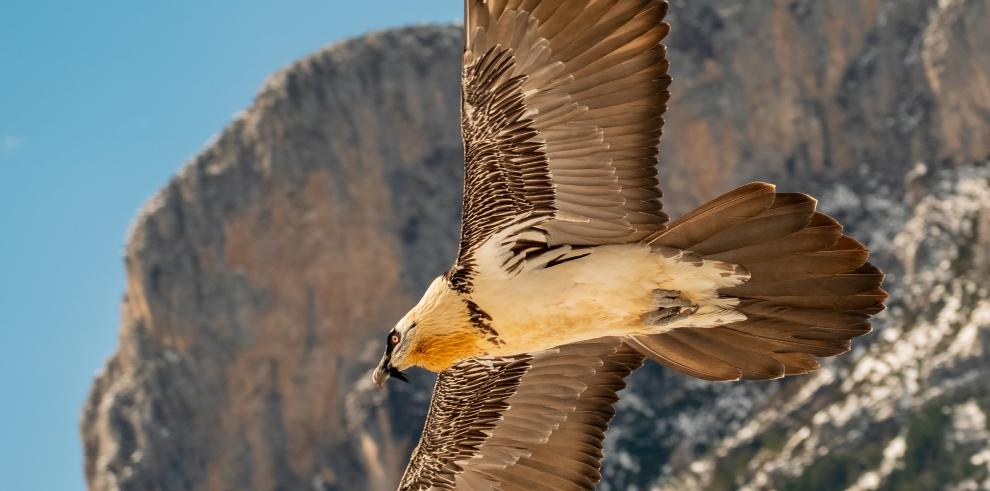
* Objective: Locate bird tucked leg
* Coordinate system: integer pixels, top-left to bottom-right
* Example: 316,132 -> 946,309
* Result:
642,289 -> 699,327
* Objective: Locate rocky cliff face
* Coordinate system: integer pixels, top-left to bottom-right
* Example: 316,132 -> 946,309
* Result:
82,27 -> 464,491
82,1 -> 990,490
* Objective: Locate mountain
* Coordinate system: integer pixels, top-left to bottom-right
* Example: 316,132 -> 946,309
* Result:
82,1 -> 990,489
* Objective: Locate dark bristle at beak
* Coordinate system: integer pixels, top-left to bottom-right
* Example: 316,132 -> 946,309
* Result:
389,366 -> 409,383
373,352 -> 410,388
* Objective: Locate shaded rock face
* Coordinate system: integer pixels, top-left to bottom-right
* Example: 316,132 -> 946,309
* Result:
82,1 -> 990,490
82,28 -> 464,491
660,0 -> 990,214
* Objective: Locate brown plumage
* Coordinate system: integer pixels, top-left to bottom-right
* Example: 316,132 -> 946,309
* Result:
633,184 -> 885,381
374,1 -> 888,489
447,0 -> 670,292
400,339 -> 644,491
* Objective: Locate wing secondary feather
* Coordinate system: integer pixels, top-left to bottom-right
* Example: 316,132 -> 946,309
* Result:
398,338 -> 643,491
450,0 -> 672,291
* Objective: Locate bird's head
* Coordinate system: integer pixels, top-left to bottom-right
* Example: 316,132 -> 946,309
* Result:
372,276 -> 481,387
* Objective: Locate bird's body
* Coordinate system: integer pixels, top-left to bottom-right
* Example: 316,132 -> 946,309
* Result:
403,241 -> 748,371
478,245 -> 661,352
366,0 -> 889,489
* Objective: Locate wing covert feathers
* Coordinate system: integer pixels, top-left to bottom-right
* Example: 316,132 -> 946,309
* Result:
398,338 -> 643,491
637,183 -> 887,381
452,0 -> 672,290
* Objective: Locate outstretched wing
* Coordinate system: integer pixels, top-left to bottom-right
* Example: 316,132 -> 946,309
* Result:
450,0 -> 672,291
398,338 -> 644,491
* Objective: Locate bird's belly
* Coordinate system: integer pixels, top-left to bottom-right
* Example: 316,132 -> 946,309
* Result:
474,244 -> 662,356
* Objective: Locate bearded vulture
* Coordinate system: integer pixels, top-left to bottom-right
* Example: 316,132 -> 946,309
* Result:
370,1 -> 887,489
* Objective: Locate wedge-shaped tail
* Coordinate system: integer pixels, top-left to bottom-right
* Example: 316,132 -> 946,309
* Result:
631,182 -> 887,381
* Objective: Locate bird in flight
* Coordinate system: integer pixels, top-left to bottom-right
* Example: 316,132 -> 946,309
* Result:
371,0 -> 887,489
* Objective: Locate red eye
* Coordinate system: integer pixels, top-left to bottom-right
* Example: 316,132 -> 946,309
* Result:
390,333 -> 401,345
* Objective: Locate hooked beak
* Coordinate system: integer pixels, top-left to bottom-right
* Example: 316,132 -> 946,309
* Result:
372,353 -> 409,388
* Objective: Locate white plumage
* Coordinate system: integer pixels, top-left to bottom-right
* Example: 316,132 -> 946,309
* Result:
473,242 -> 748,357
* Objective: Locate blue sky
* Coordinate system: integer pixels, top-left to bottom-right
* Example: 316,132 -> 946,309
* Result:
0,2 -> 456,489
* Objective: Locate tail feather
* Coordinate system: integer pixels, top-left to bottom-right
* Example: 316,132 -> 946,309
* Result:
736,299 -> 870,329
704,213 -> 845,266
626,335 -> 744,381
741,237 -> 869,281
657,182 -> 775,250
723,264 -> 884,297
633,182 -> 887,381
688,193 -> 818,255
745,289 -> 886,310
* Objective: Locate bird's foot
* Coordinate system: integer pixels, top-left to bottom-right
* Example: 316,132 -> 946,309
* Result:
642,289 -> 698,326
